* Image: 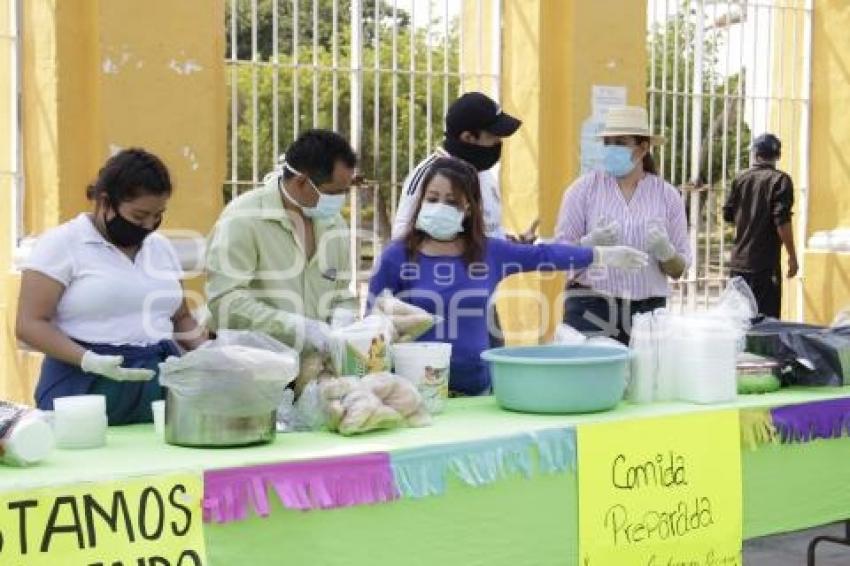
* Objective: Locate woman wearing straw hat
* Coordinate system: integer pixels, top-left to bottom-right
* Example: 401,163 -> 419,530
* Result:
554,105 -> 691,344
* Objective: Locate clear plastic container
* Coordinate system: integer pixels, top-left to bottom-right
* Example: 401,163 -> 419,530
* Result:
671,315 -> 740,404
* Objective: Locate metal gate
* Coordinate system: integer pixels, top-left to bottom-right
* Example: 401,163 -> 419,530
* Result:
224,0 -> 501,290
646,0 -> 812,318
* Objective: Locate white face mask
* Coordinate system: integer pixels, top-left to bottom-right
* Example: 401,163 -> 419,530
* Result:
280,162 -> 346,219
415,202 -> 466,241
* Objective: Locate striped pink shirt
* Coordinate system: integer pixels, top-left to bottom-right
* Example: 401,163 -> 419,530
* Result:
554,170 -> 691,300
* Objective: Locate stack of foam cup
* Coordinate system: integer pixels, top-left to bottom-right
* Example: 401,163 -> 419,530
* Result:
53,395 -> 108,449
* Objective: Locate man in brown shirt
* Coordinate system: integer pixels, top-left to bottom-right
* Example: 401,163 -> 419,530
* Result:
723,133 -> 798,318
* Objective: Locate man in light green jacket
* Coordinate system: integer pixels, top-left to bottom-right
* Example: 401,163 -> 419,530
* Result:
205,129 -> 359,353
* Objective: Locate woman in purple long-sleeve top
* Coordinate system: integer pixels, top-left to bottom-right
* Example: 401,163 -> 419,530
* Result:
368,157 -> 647,395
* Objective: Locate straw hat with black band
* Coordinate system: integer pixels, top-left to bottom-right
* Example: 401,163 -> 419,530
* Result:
596,106 -> 665,146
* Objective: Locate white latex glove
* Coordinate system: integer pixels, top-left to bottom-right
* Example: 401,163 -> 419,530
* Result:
646,224 -> 677,262
330,308 -> 358,330
80,351 -> 155,382
303,318 -> 333,354
580,220 -> 620,247
593,246 -> 650,270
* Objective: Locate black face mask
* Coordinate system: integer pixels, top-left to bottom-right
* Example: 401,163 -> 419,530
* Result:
443,137 -> 502,171
104,207 -> 159,247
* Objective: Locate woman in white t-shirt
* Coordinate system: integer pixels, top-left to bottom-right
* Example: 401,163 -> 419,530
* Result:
16,148 -> 207,425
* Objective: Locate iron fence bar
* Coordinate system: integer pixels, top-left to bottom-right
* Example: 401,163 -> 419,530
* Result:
408,0 -> 416,173
292,0 -> 300,138
390,0 -> 398,220
332,0 -> 339,131
272,0 -> 279,158
229,0 -> 238,199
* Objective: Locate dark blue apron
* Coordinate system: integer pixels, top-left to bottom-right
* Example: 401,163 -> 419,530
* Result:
35,340 -> 180,426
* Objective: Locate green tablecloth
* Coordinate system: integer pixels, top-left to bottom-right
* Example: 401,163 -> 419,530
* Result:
3,388 -> 850,565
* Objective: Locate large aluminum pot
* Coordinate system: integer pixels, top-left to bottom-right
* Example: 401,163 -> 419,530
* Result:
164,390 -> 275,447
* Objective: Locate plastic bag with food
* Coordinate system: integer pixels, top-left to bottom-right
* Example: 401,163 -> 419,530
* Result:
373,292 -> 440,342
159,330 -> 298,417
361,372 -> 432,427
316,373 -> 431,435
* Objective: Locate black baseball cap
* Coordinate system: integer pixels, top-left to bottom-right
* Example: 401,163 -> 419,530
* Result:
445,92 -> 522,138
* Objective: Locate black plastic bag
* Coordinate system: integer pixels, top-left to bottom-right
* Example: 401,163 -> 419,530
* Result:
745,318 -> 850,387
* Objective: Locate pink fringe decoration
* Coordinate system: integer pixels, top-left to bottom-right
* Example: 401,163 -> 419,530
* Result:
203,452 -> 398,523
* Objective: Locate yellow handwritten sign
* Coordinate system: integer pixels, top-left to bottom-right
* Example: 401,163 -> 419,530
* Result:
578,410 -> 742,566
0,472 -> 207,566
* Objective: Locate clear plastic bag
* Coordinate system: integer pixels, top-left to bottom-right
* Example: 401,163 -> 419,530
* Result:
373,291 -> 440,342
551,324 -> 588,345
159,331 -> 299,416
293,379 -> 328,431
275,389 -> 297,432
714,276 -> 758,326
303,373 -> 431,435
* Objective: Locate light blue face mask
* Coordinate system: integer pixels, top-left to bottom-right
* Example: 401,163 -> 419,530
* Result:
281,162 -> 347,219
415,202 -> 466,241
602,145 -> 639,178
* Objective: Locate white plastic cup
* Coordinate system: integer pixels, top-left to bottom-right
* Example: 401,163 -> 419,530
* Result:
53,395 -> 107,449
151,400 -> 165,437
391,342 -> 452,414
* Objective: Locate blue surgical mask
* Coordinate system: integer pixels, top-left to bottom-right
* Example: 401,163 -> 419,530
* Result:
416,203 -> 465,241
281,162 -> 346,219
602,145 -> 639,178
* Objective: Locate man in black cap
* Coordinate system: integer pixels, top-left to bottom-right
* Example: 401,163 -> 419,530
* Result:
391,91 -> 531,241
723,133 -> 798,318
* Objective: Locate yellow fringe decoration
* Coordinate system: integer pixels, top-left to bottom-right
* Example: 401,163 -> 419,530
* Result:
740,409 -> 778,450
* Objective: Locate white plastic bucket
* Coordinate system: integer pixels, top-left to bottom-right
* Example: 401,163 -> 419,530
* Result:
391,342 -> 452,414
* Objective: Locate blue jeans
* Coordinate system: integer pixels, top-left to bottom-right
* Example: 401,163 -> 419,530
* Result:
563,285 -> 666,344
36,340 -> 179,425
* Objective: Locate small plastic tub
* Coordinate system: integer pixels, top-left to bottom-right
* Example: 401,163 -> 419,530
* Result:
481,344 -> 630,414
391,342 -> 452,414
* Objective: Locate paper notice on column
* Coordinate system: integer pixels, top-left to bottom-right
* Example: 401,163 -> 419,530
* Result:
580,85 -> 627,174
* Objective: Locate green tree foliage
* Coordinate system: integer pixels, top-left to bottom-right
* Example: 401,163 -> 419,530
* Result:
647,7 -> 753,283
647,10 -> 752,188
225,0 -> 460,215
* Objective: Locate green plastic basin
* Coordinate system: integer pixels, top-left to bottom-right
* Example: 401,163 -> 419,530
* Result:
481,344 -> 630,414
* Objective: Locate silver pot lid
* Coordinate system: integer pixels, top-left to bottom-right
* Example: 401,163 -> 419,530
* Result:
737,352 -> 781,371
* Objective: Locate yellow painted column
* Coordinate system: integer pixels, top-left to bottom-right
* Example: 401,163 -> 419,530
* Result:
0,1 -> 39,403
801,0 -> 850,324
0,1 -> 226,402
494,0 -> 647,343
